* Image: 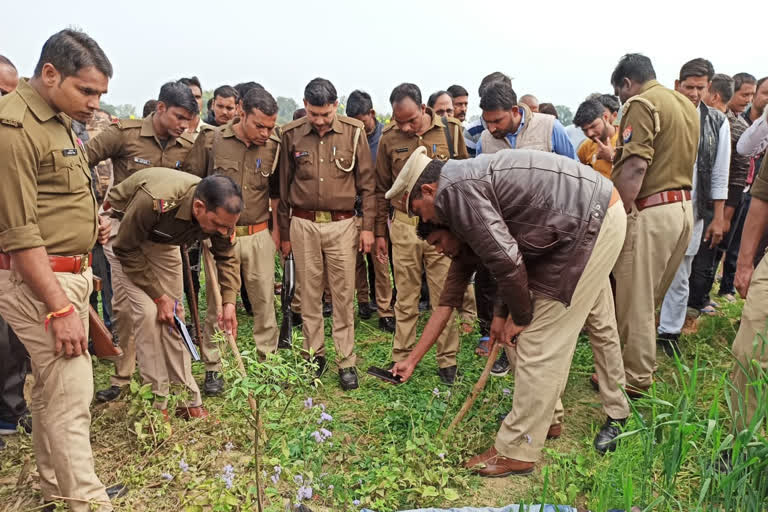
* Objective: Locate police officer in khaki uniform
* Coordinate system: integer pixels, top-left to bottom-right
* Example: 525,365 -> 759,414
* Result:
610,54 -> 699,394
375,83 -> 469,384
0,30 -> 121,511
184,88 -> 281,361
278,78 -> 375,391
86,81 -> 199,402
106,168 -> 241,419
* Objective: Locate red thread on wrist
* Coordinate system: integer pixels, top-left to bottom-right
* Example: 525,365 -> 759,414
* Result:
44,304 -> 76,331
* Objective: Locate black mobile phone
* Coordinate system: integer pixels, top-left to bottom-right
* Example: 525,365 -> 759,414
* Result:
367,366 -> 403,385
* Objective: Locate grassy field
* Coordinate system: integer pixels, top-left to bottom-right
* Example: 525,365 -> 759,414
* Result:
1,282 -> 766,511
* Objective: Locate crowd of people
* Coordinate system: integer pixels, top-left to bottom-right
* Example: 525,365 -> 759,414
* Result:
0,28 -> 767,510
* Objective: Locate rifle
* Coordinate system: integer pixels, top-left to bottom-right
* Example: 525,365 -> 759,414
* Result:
181,245 -> 202,345
277,252 -> 295,349
89,277 -> 122,358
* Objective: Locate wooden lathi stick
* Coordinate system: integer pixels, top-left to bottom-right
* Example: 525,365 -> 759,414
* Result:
444,342 -> 502,436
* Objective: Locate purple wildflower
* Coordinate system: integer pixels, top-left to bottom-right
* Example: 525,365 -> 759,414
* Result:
317,411 -> 333,424
319,428 -> 332,438
353,499 -> 361,506
273,465 -> 282,475
293,474 -> 304,485
271,474 -> 279,485
297,485 -> 313,501
161,472 -> 173,481
432,387 -> 440,396
304,397 -> 313,409
502,388 -> 511,396
437,452 -> 445,460
225,441 -> 234,452
220,464 -> 235,489
179,459 -> 189,472
328,484 -> 334,490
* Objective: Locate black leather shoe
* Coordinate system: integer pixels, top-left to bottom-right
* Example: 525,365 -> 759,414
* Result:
491,351 -> 510,377
312,356 -> 327,378
657,332 -> 681,358
418,299 -> 430,312
594,416 -> 626,455
358,302 -> 374,320
438,365 -> 458,385
322,301 -> 333,318
378,316 -> 395,333
291,311 -> 303,326
95,385 -> 123,403
339,367 -> 359,390
106,483 -> 128,500
203,371 -> 224,396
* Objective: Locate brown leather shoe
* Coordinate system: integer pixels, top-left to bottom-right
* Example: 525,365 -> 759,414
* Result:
547,423 -> 562,439
465,446 -> 534,477
175,406 -> 210,420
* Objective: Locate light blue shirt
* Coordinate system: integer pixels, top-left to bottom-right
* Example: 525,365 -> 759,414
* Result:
475,109 -> 577,159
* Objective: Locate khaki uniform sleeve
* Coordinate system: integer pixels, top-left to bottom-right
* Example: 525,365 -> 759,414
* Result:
355,130 -> 375,232
277,130 -> 293,241
613,102 -> 656,176
577,142 -> 590,165
113,191 -> 165,299
438,257 -> 475,308
85,124 -> 124,166
374,136 -> 392,237
182,132 -> 210,177
454,125 -> 469,160
750,157 -> 768,203
209,234 -> 241,305
0,126 -> 44,252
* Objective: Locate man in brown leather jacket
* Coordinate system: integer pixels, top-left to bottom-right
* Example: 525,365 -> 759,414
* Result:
390,147 -> 627,476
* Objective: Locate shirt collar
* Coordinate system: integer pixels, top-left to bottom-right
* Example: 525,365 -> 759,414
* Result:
300,114 -> 343,137
16,79 -> 58,123
222,119 -> 238,138
140,113 -> 159,137
175,187 -> 196,221
638,79 -> 661,95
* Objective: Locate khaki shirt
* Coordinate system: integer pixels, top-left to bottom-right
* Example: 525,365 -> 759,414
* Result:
0,79 -> 97,255
277,115 -> 374,241
85,113 -> 196,187
107,168 -> 240,304
375,110 -> 468,236
613,80 -> 699,199
183,119 -> 280,226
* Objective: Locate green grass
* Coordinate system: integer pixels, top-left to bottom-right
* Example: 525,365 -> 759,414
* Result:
2,279 -> 767,511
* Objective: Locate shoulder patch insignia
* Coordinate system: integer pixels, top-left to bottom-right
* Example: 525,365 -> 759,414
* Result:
153,199 -> 177,213
622,125 -> 632,143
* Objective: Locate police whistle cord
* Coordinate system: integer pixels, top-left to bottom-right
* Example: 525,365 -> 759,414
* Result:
181,246 -> 202,346
444,341 -> 501,437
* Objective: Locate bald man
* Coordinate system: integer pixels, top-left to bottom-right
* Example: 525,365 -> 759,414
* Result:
519,94 -> 539,113
0,56 -> 19,96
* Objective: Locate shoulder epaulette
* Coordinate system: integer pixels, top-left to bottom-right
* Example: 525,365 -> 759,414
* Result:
338,115 -> 364,129
269,128 -> 282,144
116,118 -> 143,130
281,117 -> 308,132
178,131 -> 196,146
382,121 -> 398,133
444,116 -> 463,126
622,96 -> 660,135
0,95 -> 27,128
199,124 -> 215,134
152,197 -> 182,213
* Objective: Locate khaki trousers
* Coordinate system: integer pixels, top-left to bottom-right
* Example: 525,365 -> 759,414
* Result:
0,268 -> 111,511
495,201 -> 626,462
730,254 -> 768,431
104,218 -> 136,387
355,218 -> 394,317
615,201 -> 693,388
390,211 -> 459,368
459,285 -> 477,327
115,241 -> 201,409
203,230 -> 278,356
290,216 -> 357,368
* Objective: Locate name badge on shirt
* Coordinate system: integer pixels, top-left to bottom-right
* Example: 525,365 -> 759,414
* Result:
134,157 -> 151,166
62,149 -> 77,156
294,151 -> 309,158
395,147 -> 409,153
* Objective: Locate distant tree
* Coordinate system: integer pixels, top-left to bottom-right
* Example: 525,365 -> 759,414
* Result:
337,95 -> 347,116
276,96 -> 299,125
202,89 -> 214,118
555,105 -> 574,126
101,102 -> 137,119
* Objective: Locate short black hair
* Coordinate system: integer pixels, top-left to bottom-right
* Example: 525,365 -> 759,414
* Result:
447,84 -> 468,98
33,29 -> 112,79
416,220 -> 449,240
213,85 -> 239,101
427,90 -> 452,108
179,76 -> 202,90
757,77 -> 768,92
390,83 -> 422,107
158,81 -> 199,115
679,58 -> 714,82
234,81 -> 264,102
710,73 -> 735,104
573,99 -> 605,128
479,82 -> 517,111
143,99 -> 158,117
539,103 -> 558,118
0,55 -> 16,70
733,72 -> 756,93
194,175 -> 243,215
346,90 -> 373,118
478,72 -> 512,97
292,108 -> 307,120
610,53 -> 656,87
409,159 -> 445,208
242,87 -> 278,117
597,94 -> 620,114
304,78 -> 337,106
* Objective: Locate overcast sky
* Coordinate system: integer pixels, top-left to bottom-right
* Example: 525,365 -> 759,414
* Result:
2,0 -> 766,121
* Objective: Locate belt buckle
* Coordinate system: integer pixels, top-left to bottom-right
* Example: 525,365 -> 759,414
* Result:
79,255 -> 89,273
315,211 -> 332,223
235,226 -> 249,237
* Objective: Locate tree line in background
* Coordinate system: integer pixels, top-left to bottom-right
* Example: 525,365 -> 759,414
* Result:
101,90 -> 575,127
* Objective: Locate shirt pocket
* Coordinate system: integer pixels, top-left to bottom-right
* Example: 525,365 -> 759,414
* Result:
333,149 -> 355,175
213,156 -> 242,183
293,150 -> 314,180
430,143 -> 451,161
38,149 -> 90,194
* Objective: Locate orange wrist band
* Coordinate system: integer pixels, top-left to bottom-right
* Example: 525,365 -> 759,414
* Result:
44,304 -> 76,331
